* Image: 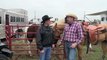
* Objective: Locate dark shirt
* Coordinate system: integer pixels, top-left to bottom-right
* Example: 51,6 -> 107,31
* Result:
36,24 -> 56,50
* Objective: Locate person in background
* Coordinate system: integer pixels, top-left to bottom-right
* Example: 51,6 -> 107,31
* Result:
61,13 -> 84,60
36,15 -> 56,60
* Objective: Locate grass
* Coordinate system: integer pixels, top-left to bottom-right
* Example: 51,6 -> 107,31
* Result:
82,43 -> 107,60
12,42 -> 107,60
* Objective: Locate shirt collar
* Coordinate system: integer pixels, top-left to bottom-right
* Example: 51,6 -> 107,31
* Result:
68,22 -> 75,26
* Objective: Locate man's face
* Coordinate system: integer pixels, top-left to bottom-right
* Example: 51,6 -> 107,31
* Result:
66,17 -> 74,24
45,19 -> 51,25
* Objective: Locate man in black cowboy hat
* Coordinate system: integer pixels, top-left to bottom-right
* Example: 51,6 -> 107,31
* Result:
36,15 -> 56,60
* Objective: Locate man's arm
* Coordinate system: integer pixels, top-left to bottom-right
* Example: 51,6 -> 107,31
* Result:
36,27 -> 43,50
77,24 -> 84,44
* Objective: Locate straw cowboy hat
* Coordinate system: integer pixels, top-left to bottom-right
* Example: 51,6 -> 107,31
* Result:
66,13 -> 77,19
65,13 -> 78,23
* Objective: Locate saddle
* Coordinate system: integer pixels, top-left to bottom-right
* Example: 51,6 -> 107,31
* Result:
87,25 -> 107,44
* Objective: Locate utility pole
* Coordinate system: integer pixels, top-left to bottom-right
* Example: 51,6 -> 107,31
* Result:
84,11 -> 86,21
84,11 -> 92,22
34,11 -> 36,21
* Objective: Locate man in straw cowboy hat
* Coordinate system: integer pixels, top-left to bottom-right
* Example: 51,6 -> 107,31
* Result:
61,13 -> 84,60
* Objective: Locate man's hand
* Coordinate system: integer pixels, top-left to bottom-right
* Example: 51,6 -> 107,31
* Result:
71,43 -> 77,48
52,44 -> 55,48
40,50 -> 44,53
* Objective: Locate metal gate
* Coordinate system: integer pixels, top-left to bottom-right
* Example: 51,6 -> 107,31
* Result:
5,24 -> 65,60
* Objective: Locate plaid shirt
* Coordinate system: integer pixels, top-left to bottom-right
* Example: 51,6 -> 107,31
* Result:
63,22 -> 84,44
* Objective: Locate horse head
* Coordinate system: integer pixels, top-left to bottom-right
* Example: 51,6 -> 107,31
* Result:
27,23 -> 39,43
53,23 -> 64,39
51,20 -> 65,44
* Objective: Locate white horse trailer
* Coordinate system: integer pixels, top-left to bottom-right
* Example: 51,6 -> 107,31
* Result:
87,10 -> 107,24
0,8 -> 28,39
0,8 -> 6,39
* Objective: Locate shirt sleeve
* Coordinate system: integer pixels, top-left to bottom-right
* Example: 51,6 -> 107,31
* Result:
36,27 -> 43,50
76,24 -> 84,44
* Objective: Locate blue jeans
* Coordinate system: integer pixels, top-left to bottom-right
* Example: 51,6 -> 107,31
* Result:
40,47 -> 51,60
64,41 -> 76,60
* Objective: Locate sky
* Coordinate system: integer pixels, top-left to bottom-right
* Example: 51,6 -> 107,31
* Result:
0,0 -> 107,20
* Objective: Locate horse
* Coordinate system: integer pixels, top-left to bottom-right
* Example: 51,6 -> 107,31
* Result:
86,24 -> 107,60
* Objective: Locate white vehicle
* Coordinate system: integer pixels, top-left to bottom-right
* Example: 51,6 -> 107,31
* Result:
0,8 -> 28,39
0,8 -> 28,25
87,10 -> 107,24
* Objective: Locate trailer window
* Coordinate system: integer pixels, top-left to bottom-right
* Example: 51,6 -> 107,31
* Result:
5,14 -> 9,25
11,16 -> 15,22
106,17 -> 107,21
101,17 -> 104,21
21,18 -> 24,22
16,17 -> 20,22
0,16 -> 1,24
13,17 -> 15,22
11,16 -> 13,22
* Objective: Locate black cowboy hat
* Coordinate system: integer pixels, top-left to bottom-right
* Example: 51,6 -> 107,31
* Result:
41,15 -> 52,23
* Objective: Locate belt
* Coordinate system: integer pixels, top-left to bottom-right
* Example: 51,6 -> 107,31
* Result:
64,40 -> 76,43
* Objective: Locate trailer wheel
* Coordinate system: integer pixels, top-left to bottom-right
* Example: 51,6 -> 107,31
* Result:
0,54 -> 9,60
